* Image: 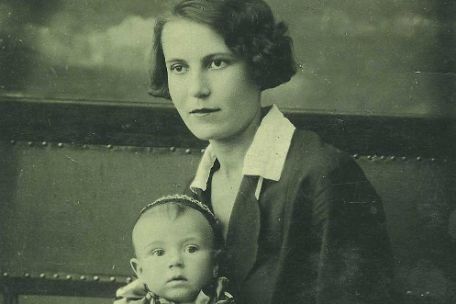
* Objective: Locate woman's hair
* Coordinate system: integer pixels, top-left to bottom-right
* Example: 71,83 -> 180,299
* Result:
149,0 -> 297,99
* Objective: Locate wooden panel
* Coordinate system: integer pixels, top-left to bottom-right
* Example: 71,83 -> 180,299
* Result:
1,98 -> 454,158
0,141 -> 201,276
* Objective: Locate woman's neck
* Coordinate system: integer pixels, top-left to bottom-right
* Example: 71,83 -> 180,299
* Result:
209,109 -> 262,178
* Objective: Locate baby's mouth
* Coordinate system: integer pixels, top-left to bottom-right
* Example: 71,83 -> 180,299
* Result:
167,275 -> 187,283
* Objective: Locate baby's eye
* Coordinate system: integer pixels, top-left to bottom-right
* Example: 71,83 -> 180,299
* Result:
209,59 -> 228,70
151,249 -> 165,256
170,63 -> 188,74
185,245 -> 199,254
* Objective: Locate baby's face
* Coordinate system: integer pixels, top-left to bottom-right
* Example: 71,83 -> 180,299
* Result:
131,208 -> 216,303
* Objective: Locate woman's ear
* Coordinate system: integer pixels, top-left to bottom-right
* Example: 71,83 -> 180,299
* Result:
130,258 -> 142,277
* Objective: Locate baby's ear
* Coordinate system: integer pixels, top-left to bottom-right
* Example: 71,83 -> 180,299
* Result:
130,258 -> 142,277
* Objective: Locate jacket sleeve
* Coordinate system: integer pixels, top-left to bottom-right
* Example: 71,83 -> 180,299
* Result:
277,153 -> 395,304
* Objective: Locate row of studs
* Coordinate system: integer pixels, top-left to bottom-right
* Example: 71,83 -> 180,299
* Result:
3,140 -> 450,162
1,271 -> 133,283
352,154 -> 447,163
1,272 -> 436,297
6,140 -> 205,155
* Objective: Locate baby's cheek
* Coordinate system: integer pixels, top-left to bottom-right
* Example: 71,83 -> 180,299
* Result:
142,274 -> 162,292
189,253 -> 214,273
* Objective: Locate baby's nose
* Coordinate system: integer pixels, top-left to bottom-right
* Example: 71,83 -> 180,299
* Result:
168,250 -> 184,268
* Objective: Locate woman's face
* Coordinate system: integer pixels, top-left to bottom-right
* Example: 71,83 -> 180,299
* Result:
161,18 -> 261,142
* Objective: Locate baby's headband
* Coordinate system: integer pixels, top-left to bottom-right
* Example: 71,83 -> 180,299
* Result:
138,194 -> 222,247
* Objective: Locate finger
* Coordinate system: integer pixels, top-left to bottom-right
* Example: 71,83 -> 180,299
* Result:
113,298 -> 128,304
116,279 -> 145,297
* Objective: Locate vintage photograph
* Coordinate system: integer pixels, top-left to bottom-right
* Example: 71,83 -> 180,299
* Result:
0,0 -> 455,303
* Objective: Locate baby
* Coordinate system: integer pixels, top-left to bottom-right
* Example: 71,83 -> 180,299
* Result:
129,194 -> 234,304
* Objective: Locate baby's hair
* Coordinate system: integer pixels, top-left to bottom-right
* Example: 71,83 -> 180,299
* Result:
135,194 -> 224,250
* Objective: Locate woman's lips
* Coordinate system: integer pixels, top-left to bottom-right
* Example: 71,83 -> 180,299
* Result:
189,108 -> 220,116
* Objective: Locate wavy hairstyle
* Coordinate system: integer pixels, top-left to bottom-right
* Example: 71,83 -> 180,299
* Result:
149,0 -> 297,99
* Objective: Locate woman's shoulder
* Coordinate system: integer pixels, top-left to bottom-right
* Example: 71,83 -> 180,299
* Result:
287,129 -> 354,175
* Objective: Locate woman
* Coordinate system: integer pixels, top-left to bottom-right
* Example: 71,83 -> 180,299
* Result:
117,0 -> 394,303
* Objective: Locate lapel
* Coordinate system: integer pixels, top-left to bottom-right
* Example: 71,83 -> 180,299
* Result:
224,175 -> 261,285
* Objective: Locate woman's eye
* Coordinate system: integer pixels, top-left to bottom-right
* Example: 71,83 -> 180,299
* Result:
185,245 -> 199,254
151,249 -> 165,256
209,59 -> 228,70
170,64 -> 187,74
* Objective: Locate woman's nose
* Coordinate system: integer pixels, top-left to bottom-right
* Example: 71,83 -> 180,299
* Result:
189,69 -> 210,98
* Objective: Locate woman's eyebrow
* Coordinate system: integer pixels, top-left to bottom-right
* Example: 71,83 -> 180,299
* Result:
166,53 -> 236,64
201,53 -> 237,65
203,53 -> 235,60
165,58 -> 186,64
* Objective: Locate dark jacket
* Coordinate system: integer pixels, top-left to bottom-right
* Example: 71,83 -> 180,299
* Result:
187,129 -> 394,304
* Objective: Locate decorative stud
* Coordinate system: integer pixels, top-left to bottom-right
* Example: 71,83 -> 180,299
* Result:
406,290 -> 412,295
425,291 -> 430,295
379,156 -> 385,160
80,275 -> 86,280
40,273 -> 46,278
41,141 -> 47,146
416,156 -> 422,161
401,156 -> 407,161
170,147 -> 176,152
9,140 -> 15,145
110,276 -> 116,282
126,277 -> 133,283
185,148 -> 191,154
430,158 -> 436,162
53,273 -> 59,279
352,154 -> 359,159
3,272 -> 8,277
28,141 -> 33,146
367,155 -> 372,160
201,149 -> 206,154
93,275 -> 100,281
57,143 -> 64,148
66,274 -> 72,280
107,144 -> 113,149
389,156 -> 396,160
82,144 -> 88,149
24,273 -> 31,278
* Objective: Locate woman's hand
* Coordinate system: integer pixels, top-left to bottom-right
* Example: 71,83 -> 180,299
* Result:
114,279 -> 146,304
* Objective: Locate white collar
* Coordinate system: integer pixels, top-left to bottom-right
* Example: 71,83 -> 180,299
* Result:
190,104 -> 296,197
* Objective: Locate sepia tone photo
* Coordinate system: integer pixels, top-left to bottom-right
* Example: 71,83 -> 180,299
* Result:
0,0 -> 455,303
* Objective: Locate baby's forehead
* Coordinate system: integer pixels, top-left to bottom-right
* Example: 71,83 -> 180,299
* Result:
133,204 -> 212,234
132,206 -> 215,249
